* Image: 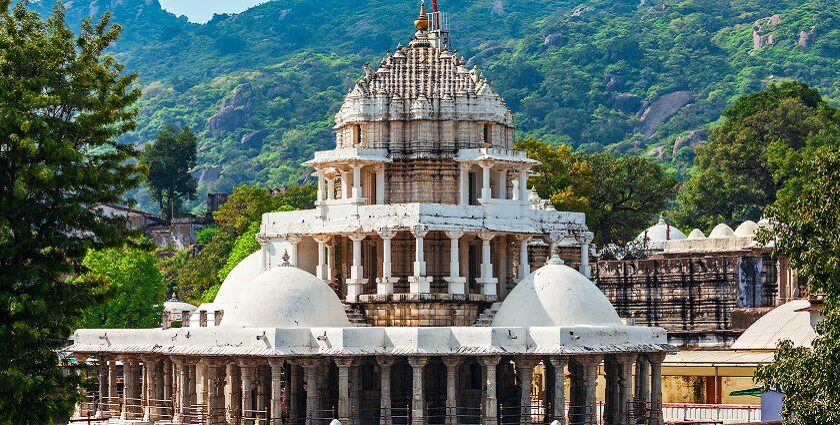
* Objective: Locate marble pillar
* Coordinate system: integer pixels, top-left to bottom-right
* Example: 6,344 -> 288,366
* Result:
579,357 -> 601,425
648,354 -> 665,425
408,357 -> 429,425
240,362 -> 257,425
336,358 -> 353,423
377,357 -> 395,425
442,357 -> 462,425
226,362 -> 242,425
270,360 -> 284,425
376,229 -> 398,295
477,230 -> 498,296
346,231 -> 368,302
549,357 -> 567,425
409,226 -> 431,293
481,356 -> 501,425
444,230 -> 466,295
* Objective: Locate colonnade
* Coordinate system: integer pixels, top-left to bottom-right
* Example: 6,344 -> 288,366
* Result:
88,352 -> 666,425
279,228 -> 590,303
312,159 -> 532,207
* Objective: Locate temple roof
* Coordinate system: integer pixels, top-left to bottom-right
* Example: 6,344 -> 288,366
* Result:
492,258 -> 623,328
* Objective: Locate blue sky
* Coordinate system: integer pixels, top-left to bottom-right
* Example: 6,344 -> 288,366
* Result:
158,0 -> 270,24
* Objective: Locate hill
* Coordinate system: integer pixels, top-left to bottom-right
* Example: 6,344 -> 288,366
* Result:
29,0 -> 840,212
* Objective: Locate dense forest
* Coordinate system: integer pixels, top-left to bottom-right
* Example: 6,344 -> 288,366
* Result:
29,0 -> 840,213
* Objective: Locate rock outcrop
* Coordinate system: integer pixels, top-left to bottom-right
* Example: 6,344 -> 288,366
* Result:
637,91 -> 695,136
207,83 -> 254,134
799,26 -> 816,48
672,129 -> 707,156
241,129 -> 270,149
752,14 -> 783,52
190,166 -> 221,185
544,33 -> 565,46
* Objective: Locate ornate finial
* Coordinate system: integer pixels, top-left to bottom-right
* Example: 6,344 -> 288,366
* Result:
281,250 -> 291,267
658,214 -> 666,225
548,254 -> 565,265
415,1 -> 431,31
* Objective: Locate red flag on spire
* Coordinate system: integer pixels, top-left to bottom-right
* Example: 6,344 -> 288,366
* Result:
431,0 -> 439,13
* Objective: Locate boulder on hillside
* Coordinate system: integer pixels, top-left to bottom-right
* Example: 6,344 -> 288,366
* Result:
604,74 -> 626,92
241,129 -> 271,149
190,166 -> 221,185
612,93 -> 643,114
544,33 -> 566,46
799,26 -> 816,47
752,14 -> 783,51
637,90 -> 695,136
207,83 -> 254,134
645,145 -> 666,160
672,129 -> 708,156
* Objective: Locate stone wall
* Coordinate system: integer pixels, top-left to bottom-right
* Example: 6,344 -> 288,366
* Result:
592,254 -> 778,331
357,294 -> 489,326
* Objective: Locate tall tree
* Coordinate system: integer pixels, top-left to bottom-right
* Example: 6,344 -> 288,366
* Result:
516,137 -> 676,245
78,244 -> 167,329
515,136 -> 593,211
0,3 -> 141,424
141,124 -> 197,221
672,82 -> 840,232
587,153 -> 677,245
754,141 -> 840,423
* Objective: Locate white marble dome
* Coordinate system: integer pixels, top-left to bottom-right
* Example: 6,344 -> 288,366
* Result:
213,250 -> 264,306
222,265 -> 351,328
731,300 -> 817,350
709,223 -> 735,238
492,258 -> 623,327
734,220 -> 759,237
635,217 -> 686,244
687,229 -> 706,240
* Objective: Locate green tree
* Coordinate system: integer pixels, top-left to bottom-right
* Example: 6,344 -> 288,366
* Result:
754,142 -> 840,423
672,82 -> 840,232
78,245 -> 167,329
0,3 -> 140,423
587,153 -> 678,245
141,124 -> 197,221
516,137 -> 676,245
177,185 -> 315,303
515,136 -> 593,211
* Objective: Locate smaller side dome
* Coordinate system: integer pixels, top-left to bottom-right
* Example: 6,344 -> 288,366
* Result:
709,223 -> 735,238
687,229 -> 706,240
731,300 -> 816,350
735,220 -> 759,237
214,251 -> 264,306
223,266 -> 351,328
492,258 -> 623,327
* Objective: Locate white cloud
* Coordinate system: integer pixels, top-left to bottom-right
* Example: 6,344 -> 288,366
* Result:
158,0 -> 270,24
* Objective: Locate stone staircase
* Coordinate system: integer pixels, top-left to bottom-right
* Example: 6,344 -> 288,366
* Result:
343,304 -> 372,327
474,302 -> 502,326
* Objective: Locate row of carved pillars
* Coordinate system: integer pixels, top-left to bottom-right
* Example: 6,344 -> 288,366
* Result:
92,352 -> 664,425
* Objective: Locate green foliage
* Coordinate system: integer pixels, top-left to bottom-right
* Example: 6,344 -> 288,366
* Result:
78,246 -> 166,329
515,136 -> 592,211
177,185 -> 315,302
0,1 -> 140,422
27,0 -> 840,212
754,142 -> 840,423
672,82 -> 840,232
516,137 -> 676,245
218,221 -> 260,283
196,226 -> 220,245
586,153 -> 678,245
141,124 -> 198,220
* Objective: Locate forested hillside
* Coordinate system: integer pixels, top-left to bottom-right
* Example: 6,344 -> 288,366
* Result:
30,0 -> 840,212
